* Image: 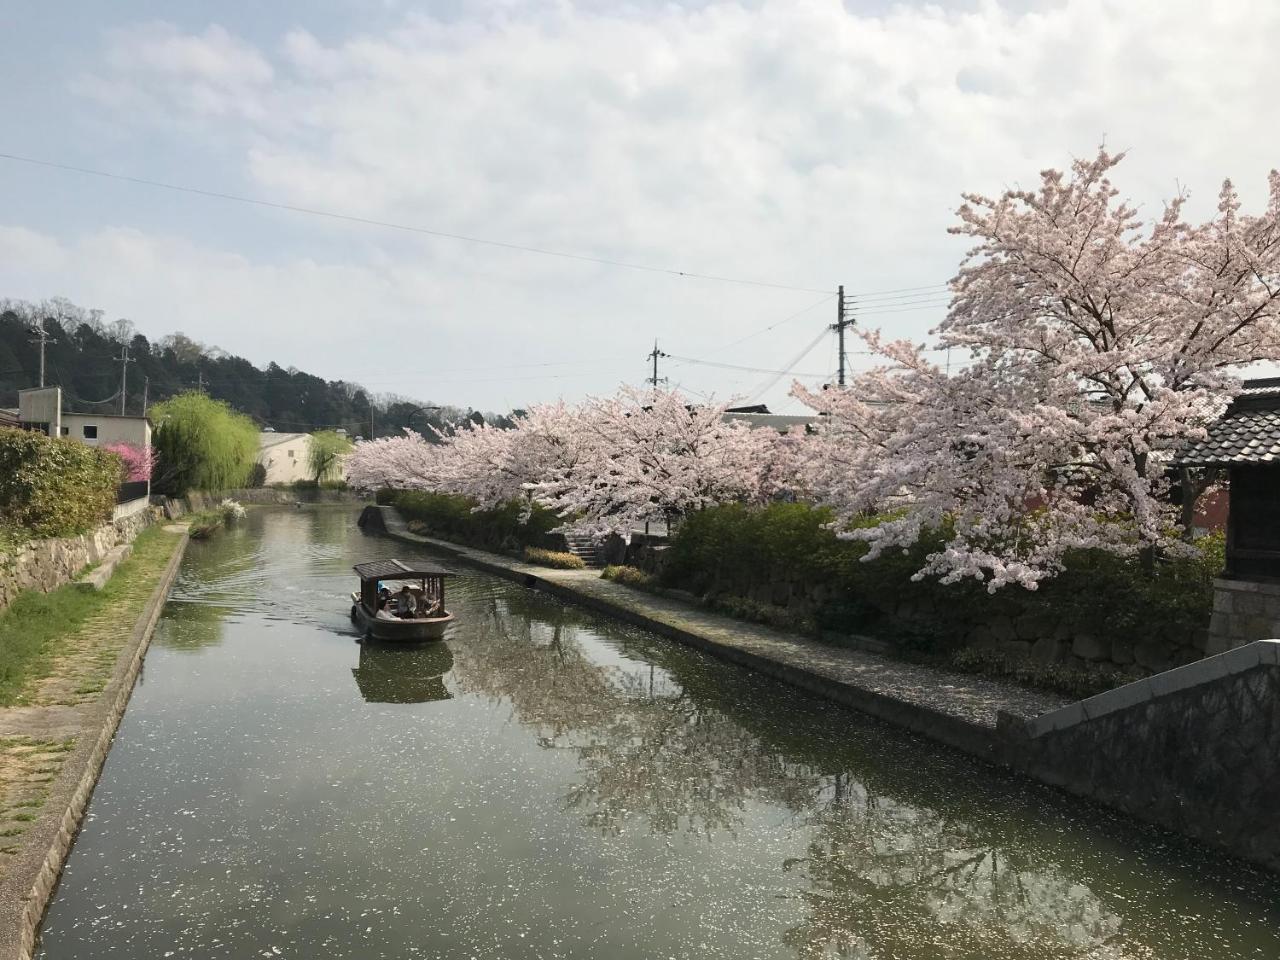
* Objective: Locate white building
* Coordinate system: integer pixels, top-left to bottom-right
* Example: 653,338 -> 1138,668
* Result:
258,432 -> 315,485
16,387 -> 153,449
257,430 -> 352,485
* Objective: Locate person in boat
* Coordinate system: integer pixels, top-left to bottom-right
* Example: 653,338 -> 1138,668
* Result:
418,597 -> 441,619
377,586 -> 392,611
394,585 -> 418,618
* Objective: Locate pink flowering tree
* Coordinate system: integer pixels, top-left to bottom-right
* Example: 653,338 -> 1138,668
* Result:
533,387 -> 779,538
434,402 -> 587,515
102,441 -> 156,483
343,431 -> 442,492
795,148 -> 1280,590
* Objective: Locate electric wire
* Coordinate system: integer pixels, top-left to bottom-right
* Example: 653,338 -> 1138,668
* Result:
745,327 -> 832,403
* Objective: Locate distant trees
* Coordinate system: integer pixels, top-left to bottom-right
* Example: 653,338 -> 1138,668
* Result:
149,392 -> 259,495
0,301 -> 488,439
307,430 -> 353,482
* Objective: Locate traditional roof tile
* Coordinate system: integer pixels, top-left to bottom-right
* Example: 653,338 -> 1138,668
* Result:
1174,378 -> 1280,466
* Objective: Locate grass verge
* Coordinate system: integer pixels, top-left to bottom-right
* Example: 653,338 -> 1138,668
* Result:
0,526 -> 183,707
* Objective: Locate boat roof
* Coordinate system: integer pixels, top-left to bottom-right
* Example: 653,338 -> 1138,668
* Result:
353,559 -> 452,581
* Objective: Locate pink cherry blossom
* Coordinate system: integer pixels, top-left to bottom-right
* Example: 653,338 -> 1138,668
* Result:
794,148 -> 1280,590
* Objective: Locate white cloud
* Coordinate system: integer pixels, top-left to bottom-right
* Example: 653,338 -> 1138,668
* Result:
32,0 -> 1280,410
76,21 -> 274,121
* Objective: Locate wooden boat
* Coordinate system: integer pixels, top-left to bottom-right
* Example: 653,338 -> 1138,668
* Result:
349,559 -> 454,642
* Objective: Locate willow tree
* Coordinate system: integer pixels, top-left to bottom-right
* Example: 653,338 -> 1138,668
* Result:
150,392 -> 259,495
308,430 -> 354,482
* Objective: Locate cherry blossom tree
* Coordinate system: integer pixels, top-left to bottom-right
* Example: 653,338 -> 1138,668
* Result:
533,387 -> 779,538
795,148 -> 1280,590
102,441 -> 156,482
432,402 -> 587,515
343,430 -> 442,492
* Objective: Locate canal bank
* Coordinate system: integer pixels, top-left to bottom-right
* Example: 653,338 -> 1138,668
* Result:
364,505 -> 1280,874
0,526 -> 189,960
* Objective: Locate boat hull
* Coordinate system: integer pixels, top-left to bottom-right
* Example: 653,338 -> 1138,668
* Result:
349,595 -> 454,642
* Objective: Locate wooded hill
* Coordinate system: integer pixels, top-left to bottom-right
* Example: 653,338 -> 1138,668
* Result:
0,298 -> 503,438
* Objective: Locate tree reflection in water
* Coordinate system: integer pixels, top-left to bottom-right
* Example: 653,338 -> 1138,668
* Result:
447,592 -> 1157,960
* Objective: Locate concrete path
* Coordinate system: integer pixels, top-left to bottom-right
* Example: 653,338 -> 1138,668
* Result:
371,507 -> 1067,760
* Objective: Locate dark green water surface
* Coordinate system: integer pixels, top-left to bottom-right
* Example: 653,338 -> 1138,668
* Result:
35,508 -> 1280,959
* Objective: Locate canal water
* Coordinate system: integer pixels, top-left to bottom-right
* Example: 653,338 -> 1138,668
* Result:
36,508 -> 1280,959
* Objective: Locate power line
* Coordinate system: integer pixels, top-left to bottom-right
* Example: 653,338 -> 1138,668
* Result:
666,353 -> 827,377
746,327 -> 832,403
847,281 -> 950,299
712,292 -> 838,355
0,151 -> 831,294
856,299 -> 951,317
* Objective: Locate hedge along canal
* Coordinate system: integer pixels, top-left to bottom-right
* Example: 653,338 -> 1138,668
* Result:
33,507 -> 1280,959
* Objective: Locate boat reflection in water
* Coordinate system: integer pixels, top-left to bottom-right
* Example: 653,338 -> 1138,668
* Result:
351,640 -> 454,704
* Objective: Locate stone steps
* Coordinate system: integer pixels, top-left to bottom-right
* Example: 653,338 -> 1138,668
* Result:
562,535 -> 602,568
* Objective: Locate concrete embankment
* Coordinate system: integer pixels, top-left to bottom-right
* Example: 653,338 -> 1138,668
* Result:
364,504 -> 1280,874
0,528 -> 190,960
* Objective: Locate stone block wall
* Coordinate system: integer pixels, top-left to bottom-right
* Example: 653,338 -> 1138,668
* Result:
0,507 -> 161,613
1207,578 -> 1280,655
1010,643 -> 1280,871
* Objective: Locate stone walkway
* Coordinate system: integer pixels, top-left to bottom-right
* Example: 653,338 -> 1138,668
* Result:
373,508 -> 1068,756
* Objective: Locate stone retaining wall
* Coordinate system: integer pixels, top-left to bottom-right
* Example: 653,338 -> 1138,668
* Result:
1008,641 -> 1280,872
1207,578 -> 1280,654
0,507 -> 162,614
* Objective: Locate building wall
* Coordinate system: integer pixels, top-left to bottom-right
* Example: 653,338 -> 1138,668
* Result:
59,414 -> 151,449
16,386 -> 61,435
258,434 -> 314,485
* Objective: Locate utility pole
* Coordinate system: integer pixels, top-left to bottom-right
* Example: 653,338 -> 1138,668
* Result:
829,285 -> 854,387
196,370 -> 206,393
645,340 -> 669,389
369,399 -> 375,440
29,319 -> 57,388
117,343 -> 134,416
142,376 -> 150,416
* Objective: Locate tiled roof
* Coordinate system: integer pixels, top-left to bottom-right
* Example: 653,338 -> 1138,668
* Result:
1174,379 -> 1280,466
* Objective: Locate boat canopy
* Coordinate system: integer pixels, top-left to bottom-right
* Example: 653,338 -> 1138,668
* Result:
353,559 -> 452,583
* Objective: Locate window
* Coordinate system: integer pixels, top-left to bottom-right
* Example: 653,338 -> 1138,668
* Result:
82,425 -> 98,439
288,449 -> 295,458
60,426 -> 68,435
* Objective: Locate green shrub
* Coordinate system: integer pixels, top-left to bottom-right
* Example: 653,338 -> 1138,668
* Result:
523,547 -> 586,569
0,427 -> 120,540
150,392 -> 259,496
662,502 -> 1220,660
601,565 -> 656,589
246,462 -> 267,488
393,491 -> 561,553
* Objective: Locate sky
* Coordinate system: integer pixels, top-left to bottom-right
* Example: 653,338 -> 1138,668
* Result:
1,0 -> 1278,413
